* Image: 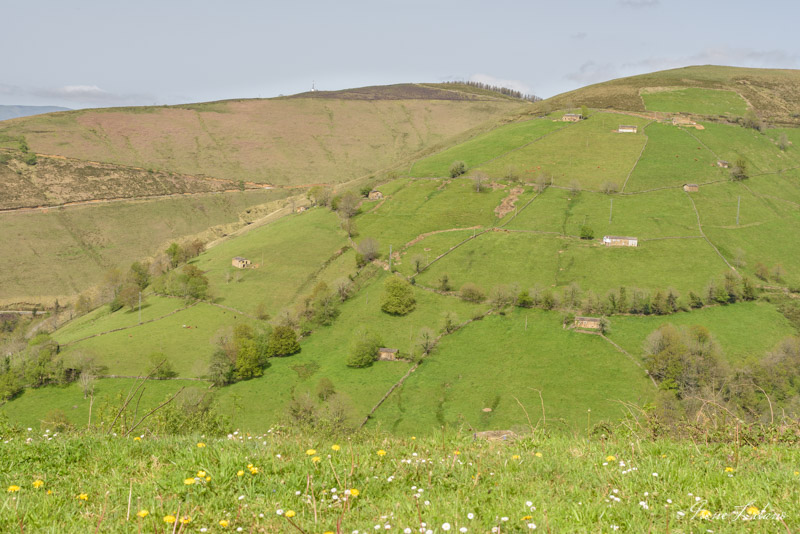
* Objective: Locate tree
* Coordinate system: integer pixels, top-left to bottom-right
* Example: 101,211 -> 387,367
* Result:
129,261 -> 151,290
771,263 -> 786,282
598,317 -> 611,335
441,311 -> 459,334
460,283 -> 486,303
755,262 -> 769,281
438,273 -> 451,292
416,327 -> 437,356
601,182 -> 619,194
381,277 -> 416,315
569,180 -> 582,196
472,172 -> 488,192
118,283 -> 142,311
741,278 -> 757,301
580,225 -> 594,240
208,348 -> 235,386
166,243 -> 184,268
778,132 -> 790,151
356,237 -> 380,262
688,291 -> 704,309
516,289 -> 533,308
743,109 -> 763,131
346,330 -> 381,368
580,104 -> 589,118
449,161 -> 467,178
267,326 -> 301,357
23,153 -> 37,165
359,184 -> 373,197
75,294 -> 93,316
730,158 -> 748,181
489,285 -> 515,311
147,353 -> 177,379
337,190 -> 360,219
78,370 -> 95,399
534,173 -> 551,193
307,185 -> 332,207
411,255 -> 425,274
316,377 -> 336,400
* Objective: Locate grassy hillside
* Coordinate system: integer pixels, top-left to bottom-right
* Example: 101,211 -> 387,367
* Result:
642,87 -> 749,116
537,65 -> 800,124
0,96 -> 526,186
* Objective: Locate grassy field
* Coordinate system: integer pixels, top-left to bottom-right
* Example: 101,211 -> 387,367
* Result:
374,309 -> 654,433
691,122 -> 798,174
2,428 -> 798,532
408,118 -> 565,177
0,97 -> 524,186
641,88 -> 749,115
0,189 -> 288,307
477,113 -> 650,189
624,121 -> 725,191
610,301 -> 797,364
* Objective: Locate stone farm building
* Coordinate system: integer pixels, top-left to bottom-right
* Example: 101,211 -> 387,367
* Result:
672,116 -> 696,127
618,125 -> 638,133
574,316 -> 602,330
378,348 -> 399,361
368,190 -> 384,200
683,183 -> 699,192
232,257 -> 251,269
603,235 -> 638,247
717,160 -> 730,168
561,113 -> 582,122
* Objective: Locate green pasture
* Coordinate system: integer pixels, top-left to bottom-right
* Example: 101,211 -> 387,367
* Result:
409,118 -> 565,177
374,309 -> 654,433
692,122 -> 797,174
641,88 -> 748,115
478,113 -> 650,189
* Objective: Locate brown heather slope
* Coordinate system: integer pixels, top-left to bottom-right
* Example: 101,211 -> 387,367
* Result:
0,93 -> 527,186
535,65 -> 800,124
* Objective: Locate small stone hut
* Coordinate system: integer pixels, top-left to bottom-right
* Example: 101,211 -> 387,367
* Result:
683,183 -> 699,192
562,113 -> 583,122
603,235 -> 638,247
717,160 -> 730,168
672,116 -> 696,127
618,125 -> 638,133
232,257 -> 251,269
377,348 -> 399,361
368,190 -> 384,200
574,316 -> 602,330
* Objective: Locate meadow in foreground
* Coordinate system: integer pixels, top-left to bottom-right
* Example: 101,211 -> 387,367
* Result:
1,422 -> 798,533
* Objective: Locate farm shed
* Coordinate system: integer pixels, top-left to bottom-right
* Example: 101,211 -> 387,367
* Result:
574,316 -> 602,330
368,190 -> 384,200
717,160 -> 730,168
683,183 -> 699,192
672,116 -> 697,126
378,348 -> 399,361
603,235 -> 638,247
561,113 -> 583,122
231,257 -> 251,269
618,125 -> 638,133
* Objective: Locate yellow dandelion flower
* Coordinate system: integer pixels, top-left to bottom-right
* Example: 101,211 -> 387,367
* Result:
605,455 -> 616,462
453,450 -> 461,456
349,489 -> 360,497
535,452 -> 543,458
77,493 -> 89,501
133,437 -> 141,441
512,454 -> 521,460
164,515 -> 176,524
205,476 -> 211,482
7,485 -> 20,493
697,509 -> 712,519
521,515 -> 532,520
197,470 -> 206,478
661,454 -> 667,458
725,467 -> 734,473
377,449 -> 387,456
324,531 -> 335,534
46,490 -> 53,495
305,449 -> 316,456
196,442 -> 206,448
237,470 -> 245,477
32,480 -> 44,489
249,467 -> 259,474
285,510 -> 296,518
137,510 -> 149,518
795,471 -> 799,476
247,463 -> 253,468
746,506 -> 759,516
411,436 -> 416,440
184,478 -> 196,485
179,516 -> 191,525
312,456 -> 321,463
219,519 -> 229,527
331,444 -> 341,451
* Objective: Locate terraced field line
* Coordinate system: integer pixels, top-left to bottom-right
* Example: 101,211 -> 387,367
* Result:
474,122 -> 573,169
498,188 -> 546,227
599,334 -> 659,388
680,128 -> 721,160
683,190 -> 736,271
620,120 -> 655,192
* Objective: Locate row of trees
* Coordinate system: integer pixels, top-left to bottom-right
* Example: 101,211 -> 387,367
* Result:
208,324 -> 300,386
442,80 -> 540,102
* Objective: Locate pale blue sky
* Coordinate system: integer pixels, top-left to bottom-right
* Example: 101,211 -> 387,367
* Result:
2,0 -> 798,108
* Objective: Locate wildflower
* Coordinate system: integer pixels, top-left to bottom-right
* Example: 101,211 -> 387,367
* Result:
206,475 -> 211,482
442,523 -> 451,531
276,509 -> 284,515
164,515 -> 176,524
237,470 -> 245,477
605,455 -> 616,462
180,516 -> 192,525
332,444 -> 341,451
249,466 -> 260,474
285,510 -> 296,518
534,452 -> 542,458
512,455 -> 520,460
219,519 -> 230,527
501,517 -> 509,522
137,510 -> 149,518
133,437 -> 141,441
377,449 -> 387,456
453,451 -> 460,456
697,510 -> 712,519
7,485 -> 20,493
184,478 -> 196,485
527,524 -> 537,530
411,436 -> 416,440
312,456 -> 321,463
795,471 -> 799,476
306,449 -> 317,456
467,513 -> 474,519
746,506 -> 759,516
350,488 -> 360,497
46,490 -> 53,495
725,467 -> 734,473
197,442 -> 206,448
522,515 -> 532,520
77,493 -> 88,500
197,470 -> 207,478
460,529 -> 468,533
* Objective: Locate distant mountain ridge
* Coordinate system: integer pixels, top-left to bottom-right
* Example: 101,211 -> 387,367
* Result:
0,105 -> 71,121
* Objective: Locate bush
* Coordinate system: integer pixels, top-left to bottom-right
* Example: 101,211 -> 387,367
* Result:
449,161 -> 467,178
147,353 -> 178,379
316,377 -> 336,400
601,182 -> 618,194
460,283 -> 486,303
267,326 -> 301,357
580,225 -> 594,240
347,331 -> 382,368
381,277 -> 416,316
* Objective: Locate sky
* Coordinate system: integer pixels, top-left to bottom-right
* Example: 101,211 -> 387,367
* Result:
2,0 -> 799,109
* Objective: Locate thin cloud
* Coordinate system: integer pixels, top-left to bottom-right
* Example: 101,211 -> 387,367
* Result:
469,73 -> 531,94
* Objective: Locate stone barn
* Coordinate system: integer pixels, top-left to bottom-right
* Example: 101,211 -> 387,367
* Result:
574,316 -> 602,330
717,160 -> 730,168
377,348 -> 399,361
683,183 -> 699,192
561,113 -> 582,122
672,117 -> 697,127
618,125 -> 638,133
368,190 -> 384,200
603,235 -> 638,247
232,257 -> 251,269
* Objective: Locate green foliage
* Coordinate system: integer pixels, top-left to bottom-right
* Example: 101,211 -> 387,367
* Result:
267,326 -> 300,357
147,352 -> 178,379
128,261 -> 150,290
644,324 -> 723,397
316,377 -> 336,400
579,225 -> 594,240
449,160 -> 467,178
730,157 -> 749,180
346,330 -> 382,368
380,277 -> 416,316
459,282 -> 486,303
642,88 -> 748,115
